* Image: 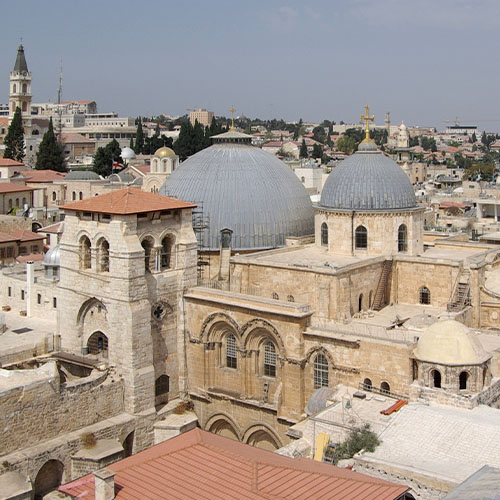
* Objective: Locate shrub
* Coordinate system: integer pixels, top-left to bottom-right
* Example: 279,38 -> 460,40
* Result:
328,424 -> 380,465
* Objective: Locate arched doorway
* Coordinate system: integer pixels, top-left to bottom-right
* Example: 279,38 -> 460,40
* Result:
123,431 -> 135,457
208,418 -> 239,441
34,460 -> 64,499
459,371 -> 468,390
87,331 -> 109,357
246,429 -> 279,451
431,369 -> 441,388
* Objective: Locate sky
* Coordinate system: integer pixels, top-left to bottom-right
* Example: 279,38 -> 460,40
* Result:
3,0 -> 500,129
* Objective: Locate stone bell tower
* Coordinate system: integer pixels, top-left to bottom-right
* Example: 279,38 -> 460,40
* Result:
58,188 -> 197,415
9,44 -> 32,137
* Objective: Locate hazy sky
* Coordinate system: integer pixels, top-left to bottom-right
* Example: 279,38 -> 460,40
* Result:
3,0 -> 500,129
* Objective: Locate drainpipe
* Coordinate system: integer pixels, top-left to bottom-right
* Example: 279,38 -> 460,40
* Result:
351,211 -> 355,255
26,261 -> 34,317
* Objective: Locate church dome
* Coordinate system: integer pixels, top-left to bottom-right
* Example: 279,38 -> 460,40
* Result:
320,141 -> 416,211
155,147 -> 176,158
414,319 -> 490,365
66,170 -> 101,181
160,132 -> 314,251
43,244 -> 60,268
121,147 -> 135,160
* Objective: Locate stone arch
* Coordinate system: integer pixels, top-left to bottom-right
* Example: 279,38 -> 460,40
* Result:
241,318 -> 285,355
430,369 -> 442,388
205,413 -> 242,441
141,235 -> 155,272
200,312 -> 240,342
79,234 -> 91,270
305,345 -> 335,367
363,378 -> 373,391
380,381 -> 390,394
122,430 -> 135,457
77,297 -> 107,325
243,423 -> 283,451
459,370 -> 469,390
87,330 -> 109,356
95,236 -> 110,272
33,459 -> 64,499
160,232 -> 176,269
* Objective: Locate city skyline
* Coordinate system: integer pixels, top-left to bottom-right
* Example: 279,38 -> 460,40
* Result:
3,0 -> 500,130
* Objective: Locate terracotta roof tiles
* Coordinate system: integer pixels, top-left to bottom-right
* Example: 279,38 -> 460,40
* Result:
10,229 -> 45,242
0,184 -> 35,193
60,187 -> 196,215
59,428 -> 408,500
0,158 -> 25,167
20,169 -> 67,183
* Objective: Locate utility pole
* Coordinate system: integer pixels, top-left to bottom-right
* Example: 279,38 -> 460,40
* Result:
56,58 -> 63,142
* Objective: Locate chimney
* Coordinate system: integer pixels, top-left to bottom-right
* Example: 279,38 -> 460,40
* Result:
26,261 -> 35,317
94,468 -> 115,500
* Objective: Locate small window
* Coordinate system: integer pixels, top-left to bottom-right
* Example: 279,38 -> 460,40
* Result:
287,295 -> 294,302
355,225 -> 367,249
79,236 -> 91,270
8,287 -> 11,297
459,371 -> 468,390
226,334 -> 237,369
380,381 -> 390,394
53,297 -> 57,308
37,293 -> 41,304
321,222 -> 328,247
272,292 -> 279,300
358,293 -> 363,312
264,342 -> 276,377
21,290 -> 25,300
363,378 -> 372,391
419,286 -> 431,305
431,369 -> 441,388
52,192 -> 56,202
314,354 -> 329,389
79,192 -> 83,200
161,235 -> 175,269
97,238 -> 110,272
398,224 -> 407,252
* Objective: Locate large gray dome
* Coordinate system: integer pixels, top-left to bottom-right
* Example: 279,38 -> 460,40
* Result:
160,136 -> 314,251
320,142 -> 416,211
66,170 -> 101,181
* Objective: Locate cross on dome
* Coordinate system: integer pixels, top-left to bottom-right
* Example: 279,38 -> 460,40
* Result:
360,104 -> 375,143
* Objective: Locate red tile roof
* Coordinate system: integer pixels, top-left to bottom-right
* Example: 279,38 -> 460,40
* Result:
39,222 -> 64,234
20,169 -> 67,183
60,187 -> 196,214
16,253 -> 45,263
0,184 -> 35,193
0,158 -> 25,167
60,133 -> 94,144
10,229 -> 45,242
0,232 -> 18,243
59,428 -> 408,500
132,165 -> 150,175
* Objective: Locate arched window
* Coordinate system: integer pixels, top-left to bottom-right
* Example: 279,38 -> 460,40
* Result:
358,293 -> 363,312
287,295 -> 295,302
431,369 -> 441,388
22,101 -> 27,112
459,371 -> 468,390
79,191 -> 83,200
155,375 -> 170,397
161,234 -> 175,269
398,224 -> 408,252
22,197 -> 26,205
79,236 -> 91,269
419,286 -> 431,305
72,191 -> 76,201
52,191 -> 56,202
355,225 -> 367,249
380,381 -> 390,394
272,292 -> 279,300
141,238 -> 154,272
226,334 -> 237,369
363,378 -> 372,391
264,342 -> 276,377
12,84 -> 16,93
314,354 -> 329,389
8,199 -> 12,210
23,83 -> 27,93
301,176 -> 305,183
87,331 -> 108,355
321,222 -> 328,247
15,198 -> 19,207
96,238 -> 110,272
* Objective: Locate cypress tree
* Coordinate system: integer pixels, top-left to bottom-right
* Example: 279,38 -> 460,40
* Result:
35,118 -> 65,171
129,137 -> 134,149
174,120 -> 194,161
4,107 -> 25,162
134,117 -> 144,154
93,146 -> 112,177
299,139 -> 308,159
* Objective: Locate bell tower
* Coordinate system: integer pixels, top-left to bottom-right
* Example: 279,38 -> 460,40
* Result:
9,44 -> 32,136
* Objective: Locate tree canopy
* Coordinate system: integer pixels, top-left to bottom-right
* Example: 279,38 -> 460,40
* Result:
35,118 -> 66,171
134,117 -> 144,154
4,107 -> 25,162
336,135 -> 357,155
93,139 -> 124,177
299,139 -> 308,159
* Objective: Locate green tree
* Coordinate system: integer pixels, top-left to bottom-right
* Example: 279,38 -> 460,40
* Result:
134,117 -> 144,154
311,143 -> 323,159
464,162 -> 495,182
174,120 -> 194,161
106,138 -> 122,164
93,146 -> 112,177
336,135 -> 357,154
471,132 -> 477,143
326,425 -> 380,465
299,139 -> 308,159
312,126 -> 327,144
35,118 -> 66,171
4,107 -> 25,162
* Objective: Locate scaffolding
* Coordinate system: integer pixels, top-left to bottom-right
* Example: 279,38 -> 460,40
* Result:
191,201 -> 210,282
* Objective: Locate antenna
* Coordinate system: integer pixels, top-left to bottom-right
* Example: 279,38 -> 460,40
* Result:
57,58 -> 63,141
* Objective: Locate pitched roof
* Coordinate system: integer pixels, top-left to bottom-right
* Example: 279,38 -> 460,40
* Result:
60,133 -> 94,144
38,221 -> 64,234
60,187 -> 196,215
59,428 -> 408,500
0,184 -> 35,193
10,229 -> 44,242
16,253 -> 45,263
13,44 -> 28,73
20,170 -> 67,183
0,232 -> 18,243
0,159 -> 25,167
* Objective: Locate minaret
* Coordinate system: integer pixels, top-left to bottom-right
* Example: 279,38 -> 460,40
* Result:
385,112 -> 390,136
9,44 -> 32,136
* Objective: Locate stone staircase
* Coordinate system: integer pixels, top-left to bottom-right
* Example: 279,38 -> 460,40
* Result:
447,271 -> 471,312
371,260 -> 393,311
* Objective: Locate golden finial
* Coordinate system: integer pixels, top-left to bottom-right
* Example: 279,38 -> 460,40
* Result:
230,106 -> 236,131
360,104 -> 375,143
